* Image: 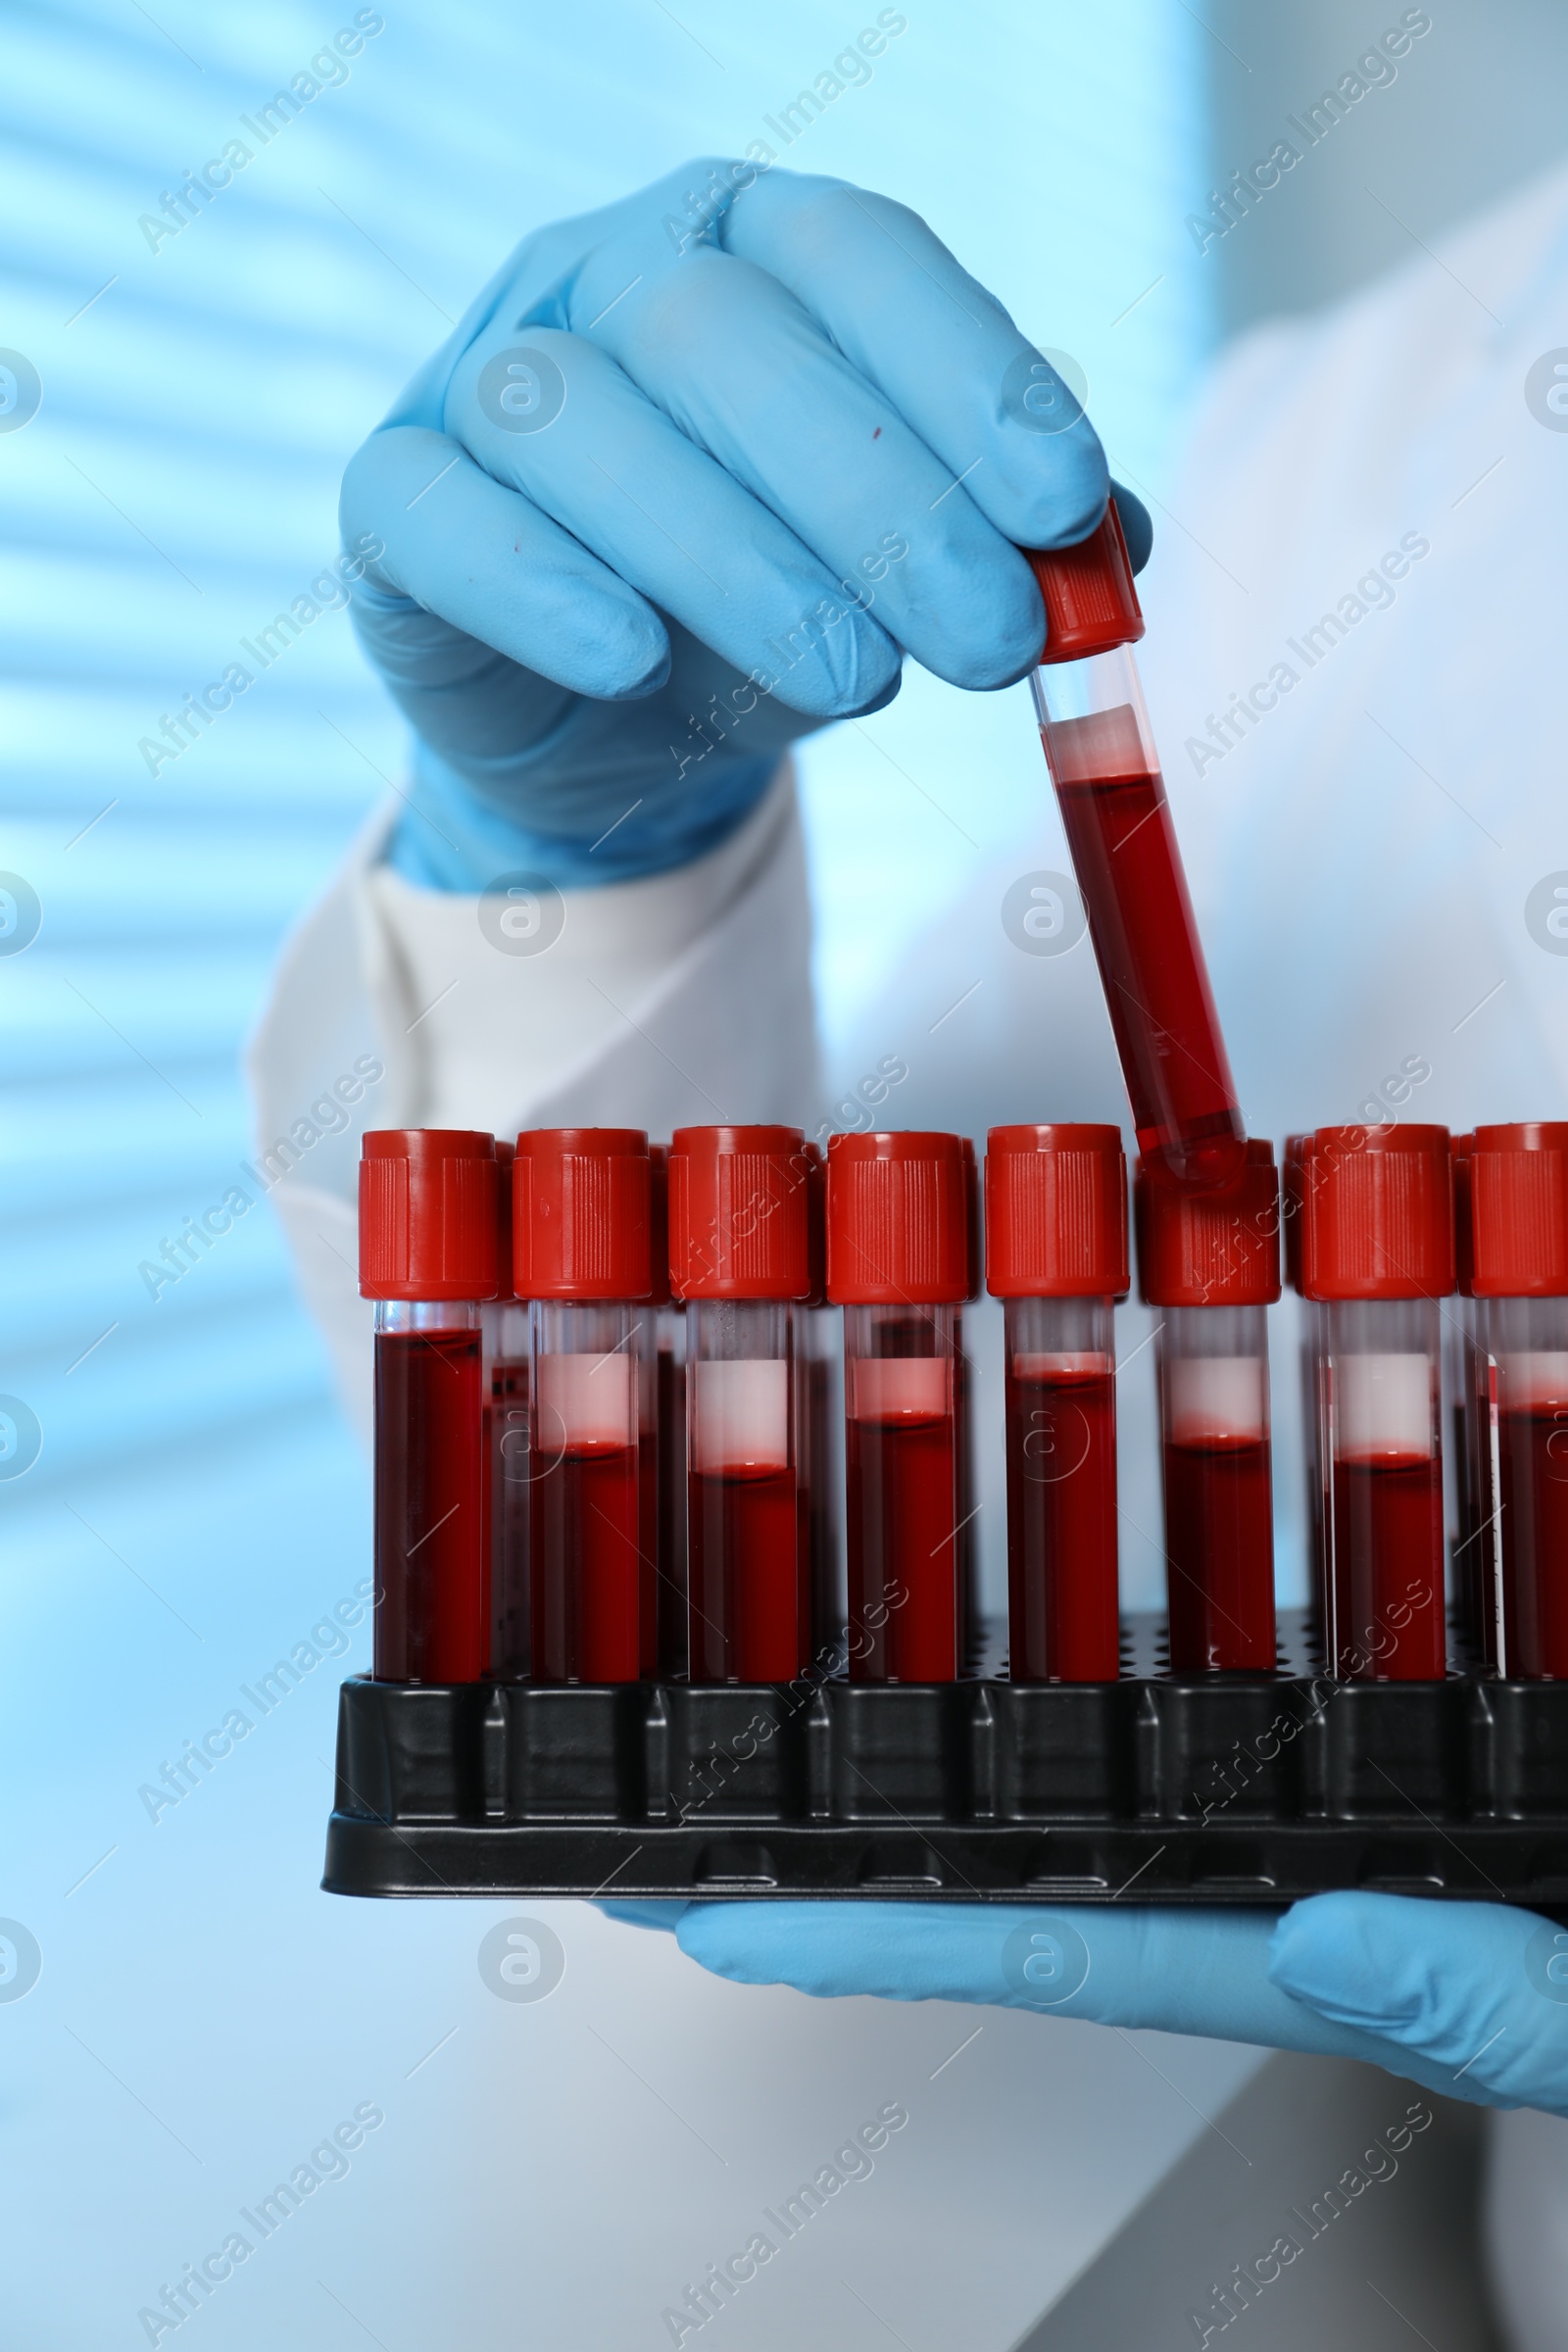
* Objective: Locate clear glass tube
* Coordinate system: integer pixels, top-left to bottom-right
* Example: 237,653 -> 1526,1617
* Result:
844,1302 -> 961,1683
1032,647 -> 1244,1188
1444,1297 -> 1488,1659
373,1298 -> 485,1683
1004,1296 -> 1119,1682
528,1299 -> 645,1683
1157,1303 -> 1276,1672
1478,1295 -> 1568,1679
655,1300 -> 689,1677
1320,1298 -> 1446,1680
482,1298 -> 530,1679
1300,1298 -> 1330,1650
686,1299 -> 803,1683
796,1301 -> 845,1659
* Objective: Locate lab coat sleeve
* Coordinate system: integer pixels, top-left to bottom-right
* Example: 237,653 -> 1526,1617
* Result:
245,764 -> 816,1444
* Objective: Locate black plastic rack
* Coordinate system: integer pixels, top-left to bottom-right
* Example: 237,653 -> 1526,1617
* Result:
323,1614 -> 1568,1914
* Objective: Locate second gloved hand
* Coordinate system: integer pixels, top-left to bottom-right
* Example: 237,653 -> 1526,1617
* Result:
602,1892 -> 1568,2118
340,158 -> 1151,888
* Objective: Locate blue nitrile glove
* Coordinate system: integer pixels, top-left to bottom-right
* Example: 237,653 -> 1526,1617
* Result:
340,160 -> 1152,889
600,1894 -> 1568,2118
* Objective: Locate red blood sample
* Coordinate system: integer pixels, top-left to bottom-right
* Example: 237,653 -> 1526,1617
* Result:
1330,1453 -> 1446,1680
1052,748 -> 1241,1189
485,1346 -> 530,1677
374,1325 -> 485,1682
805,1348 -> 839,1649
638,1418 -> 658,1677
530,1438 -> 642,1683
1162,1434 -> 1276,1672
655,1337 -> 688,1675
1497,1405 -> 1568,1679
688,1464 -> 802,1681
1468,1127 -> 1568,1677
847,1368 -> 959,1683
1005,1358 -> 1119,1681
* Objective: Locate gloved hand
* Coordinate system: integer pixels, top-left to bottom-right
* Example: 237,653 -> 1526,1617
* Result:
340,158 -> 1151,889
601,1893 -> 1568,2118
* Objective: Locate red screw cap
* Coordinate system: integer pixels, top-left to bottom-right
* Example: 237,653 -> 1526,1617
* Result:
514,1128 -> 652,1301
1468,1121 -> 1568,1298
804,1140 -> 826,1309
1136,1138 -> 1281,1308
1282,1133 -> 1309,1296
826,1131 -> 972,1306
359,1129 -> 500,1301
647,1144 -> 671,1309
1451,1133 -> 1474,1299
1297,1124 -> 1454,1301
985,1123 -> 1129,1298
667,1125 -> 811,1301
1023,501 -> 1145,666
493,1139 -> 515,1301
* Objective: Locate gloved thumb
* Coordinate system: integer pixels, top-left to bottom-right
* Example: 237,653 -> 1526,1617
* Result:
1268,1892 -> 1568,2117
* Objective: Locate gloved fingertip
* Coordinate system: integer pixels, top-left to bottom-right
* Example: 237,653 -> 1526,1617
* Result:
1004,432 -> 1110,557
564,606 -> 672,702
595,1900 -> 690,1933
766,616 -> 903,722
674,1902 -> 816,1990
1265,1892 -> 1411,2023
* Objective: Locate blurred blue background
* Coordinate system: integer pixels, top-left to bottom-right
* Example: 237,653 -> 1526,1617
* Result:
4,2 -> 1566,2342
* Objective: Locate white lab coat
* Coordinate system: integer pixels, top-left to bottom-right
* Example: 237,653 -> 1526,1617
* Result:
251,162 -> 1568,2347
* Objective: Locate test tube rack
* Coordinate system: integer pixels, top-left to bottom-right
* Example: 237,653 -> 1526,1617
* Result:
323,1613 -> 1568,1913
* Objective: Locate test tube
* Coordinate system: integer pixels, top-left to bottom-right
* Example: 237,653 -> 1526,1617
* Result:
1446,1135 -> 1487,1656
359,1129 -> 499,1682
647,1145 -> 689,1677
482,1140 -> 530,1678
1283,1133 -> 1327,1646
514,1128 -> 652,1684
669,1125 -> 811,1682
1137,1141 -> 1281,1673
1469,1122 -> 1568,1679
986,1123 -> 1127,1683
827,1131 -> 972,1683
798,1143 -> 846,1657
1024,508 -> 1245,1190
1298,1125 -> 1453,1681
956,1136 -> 981,1671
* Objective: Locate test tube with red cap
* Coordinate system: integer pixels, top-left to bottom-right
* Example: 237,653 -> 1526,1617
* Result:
956,1137 -> 982,1670
514,1128 -> 652,1683
1446,1134 -> 1486,1652
797,1142 -> 845,1654
1137,1141 -> 1281,1672
987,1124 -> 1127,1682
1298,1125 -> 1453,1680
669,1125 -> 810,1682
1469,1122 -> 1568,1678
828,1131 -> 971,1682
1282,1132 -> 1327,1636
1023,508 -> 1245,1189
482,1139 -> 531,1678
359,1129 -> 498,1682
647,1146 -> 690,1677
